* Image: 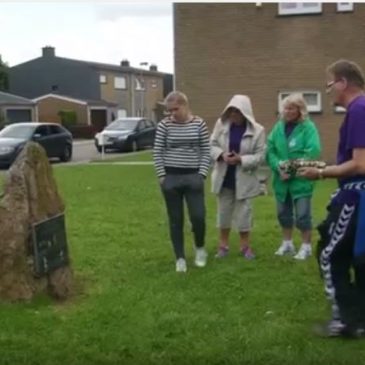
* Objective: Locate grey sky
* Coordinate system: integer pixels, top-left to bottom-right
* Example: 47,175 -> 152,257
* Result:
0,2 -> 174,73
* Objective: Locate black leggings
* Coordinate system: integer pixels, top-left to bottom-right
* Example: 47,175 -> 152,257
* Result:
161,173 -> 206,259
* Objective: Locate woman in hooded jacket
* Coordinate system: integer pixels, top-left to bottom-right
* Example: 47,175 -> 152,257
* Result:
210,95 -> 266,259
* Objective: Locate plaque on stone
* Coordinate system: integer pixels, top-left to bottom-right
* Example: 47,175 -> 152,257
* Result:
32,213 -> 69,276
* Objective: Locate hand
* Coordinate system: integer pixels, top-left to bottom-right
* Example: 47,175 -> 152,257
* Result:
159,177 -> 165,185
297,167 -> 320,180
279,170 -> 290,181
222,152 -> 232,163
225,151 -> 241,165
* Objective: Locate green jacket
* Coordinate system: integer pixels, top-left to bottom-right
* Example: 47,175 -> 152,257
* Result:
266,118 -> 321,202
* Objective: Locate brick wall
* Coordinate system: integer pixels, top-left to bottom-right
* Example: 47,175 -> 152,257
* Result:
37,98 -> 88,125
174,3 -> 365,162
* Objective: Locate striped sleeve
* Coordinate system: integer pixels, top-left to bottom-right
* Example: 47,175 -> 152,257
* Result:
198,119 -> 211,177
153,120 -> 167,178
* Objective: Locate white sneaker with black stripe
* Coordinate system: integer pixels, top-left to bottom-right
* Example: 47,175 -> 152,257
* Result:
294,244 -> 312,260
275,241 -> 296,256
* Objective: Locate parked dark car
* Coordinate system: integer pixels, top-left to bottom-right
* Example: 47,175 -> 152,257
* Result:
94,117 -> 156,153
0,122 -> 73,167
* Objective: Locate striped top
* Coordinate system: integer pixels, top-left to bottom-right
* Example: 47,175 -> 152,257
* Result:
153,116 -> 211,178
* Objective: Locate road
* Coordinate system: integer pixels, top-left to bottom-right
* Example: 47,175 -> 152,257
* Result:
70,140 -> 124,164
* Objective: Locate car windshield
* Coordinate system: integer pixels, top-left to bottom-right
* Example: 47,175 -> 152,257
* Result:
0,124 -> 35,139
105,119 -> 138,131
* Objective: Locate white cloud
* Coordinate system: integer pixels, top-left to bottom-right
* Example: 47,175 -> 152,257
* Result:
0,2 -> 174,73
94,3 -> 172,20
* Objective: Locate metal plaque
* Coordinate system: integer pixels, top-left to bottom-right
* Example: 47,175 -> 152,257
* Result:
31,213 -> 69,276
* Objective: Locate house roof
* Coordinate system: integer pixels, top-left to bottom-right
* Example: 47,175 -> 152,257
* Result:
32,93 -> 118,107
14,55 -> 170,77
0,91 -> 35,106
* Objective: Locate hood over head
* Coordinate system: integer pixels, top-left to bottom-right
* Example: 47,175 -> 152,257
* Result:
220,95 -> 256,125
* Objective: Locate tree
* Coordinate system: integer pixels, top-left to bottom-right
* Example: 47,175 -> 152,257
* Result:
0,55 -> 9,91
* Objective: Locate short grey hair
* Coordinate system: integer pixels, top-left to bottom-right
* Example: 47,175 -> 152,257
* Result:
280,93 -> 308,121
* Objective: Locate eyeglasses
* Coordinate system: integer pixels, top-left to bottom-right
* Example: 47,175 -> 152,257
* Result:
325,79 -> 342,92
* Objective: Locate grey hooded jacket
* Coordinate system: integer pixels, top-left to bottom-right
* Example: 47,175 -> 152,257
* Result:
210,95 -> 266,199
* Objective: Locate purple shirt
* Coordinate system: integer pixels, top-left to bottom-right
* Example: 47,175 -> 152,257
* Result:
222,122 -> 247,190
284,121 -> 298,138
337,95 -> 365,186
335,95 -> 365,205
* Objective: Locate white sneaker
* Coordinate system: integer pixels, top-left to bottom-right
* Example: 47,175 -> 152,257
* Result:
294,244 -> 312,260
194,247 -> 208,267
176,258 -> 187,272
275,242 -> 295,256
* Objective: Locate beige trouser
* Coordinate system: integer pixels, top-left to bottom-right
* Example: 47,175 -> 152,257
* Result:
217,188 -> 252,232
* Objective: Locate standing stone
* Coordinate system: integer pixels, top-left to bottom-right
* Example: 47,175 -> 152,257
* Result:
0,142 -> 73,301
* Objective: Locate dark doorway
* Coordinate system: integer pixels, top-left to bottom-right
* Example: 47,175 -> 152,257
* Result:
91,109 -> 107,132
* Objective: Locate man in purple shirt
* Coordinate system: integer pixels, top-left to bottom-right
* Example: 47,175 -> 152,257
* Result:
299,59 -> 365,338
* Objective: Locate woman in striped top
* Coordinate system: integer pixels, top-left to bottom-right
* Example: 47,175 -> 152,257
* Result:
153,91 -> 211,273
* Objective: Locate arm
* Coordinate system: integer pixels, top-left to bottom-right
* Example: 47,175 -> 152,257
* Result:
153,121 -> 167,178
319,149 -> 365,178
240,127 -> 267,170
199,120 -> 211,177
210,119 -> 224,161
299,109 -> 365,179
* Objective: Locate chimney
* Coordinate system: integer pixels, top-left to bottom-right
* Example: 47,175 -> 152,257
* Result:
42,46 -> 55,58
120,59 -> 130,67
149,64 -> 158,71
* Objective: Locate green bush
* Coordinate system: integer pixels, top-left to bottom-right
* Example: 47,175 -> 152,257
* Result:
58,110 -> 77,129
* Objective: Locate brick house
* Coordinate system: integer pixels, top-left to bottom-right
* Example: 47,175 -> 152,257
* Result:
174,2 -> 362,162
33,94 -> 117,132
9,46 -> 173,128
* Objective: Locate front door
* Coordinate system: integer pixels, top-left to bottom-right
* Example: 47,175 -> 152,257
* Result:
91,109 -> 107,132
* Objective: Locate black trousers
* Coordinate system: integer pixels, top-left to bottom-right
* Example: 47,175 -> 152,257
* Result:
317,202 -> 365,326
161,173 -> 206,259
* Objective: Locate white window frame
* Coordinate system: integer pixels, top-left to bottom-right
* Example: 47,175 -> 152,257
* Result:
114,76 -> 126,90
278,91 -> 322,113
337,3 -> 354,12
278,3 -> 322,16
135,78 -> 145,91
99,74 -> 107,84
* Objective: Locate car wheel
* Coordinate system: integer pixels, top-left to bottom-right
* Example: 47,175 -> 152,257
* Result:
131,140 -> 138,152
60,145 -> 72,162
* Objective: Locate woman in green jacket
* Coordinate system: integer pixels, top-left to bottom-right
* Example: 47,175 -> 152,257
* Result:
266,93 -> 321,260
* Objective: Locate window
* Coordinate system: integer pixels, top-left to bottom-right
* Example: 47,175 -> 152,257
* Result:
337,3 -> 353,12
35,125 -> 49,137
278,2 -> 322,15
145,120 -> 155,128
100,74 -> 107,84
117,109 -> 127,118
151,80 -> 158,89
278,91 -> 322,113
114,76 -> 126,90
137,120 -> 147,131
135,78 -> 145,90
49,125 -> 64,134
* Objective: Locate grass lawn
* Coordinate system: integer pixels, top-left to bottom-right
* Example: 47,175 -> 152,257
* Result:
91,150 -> 153,163
0,164 -> 364,365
